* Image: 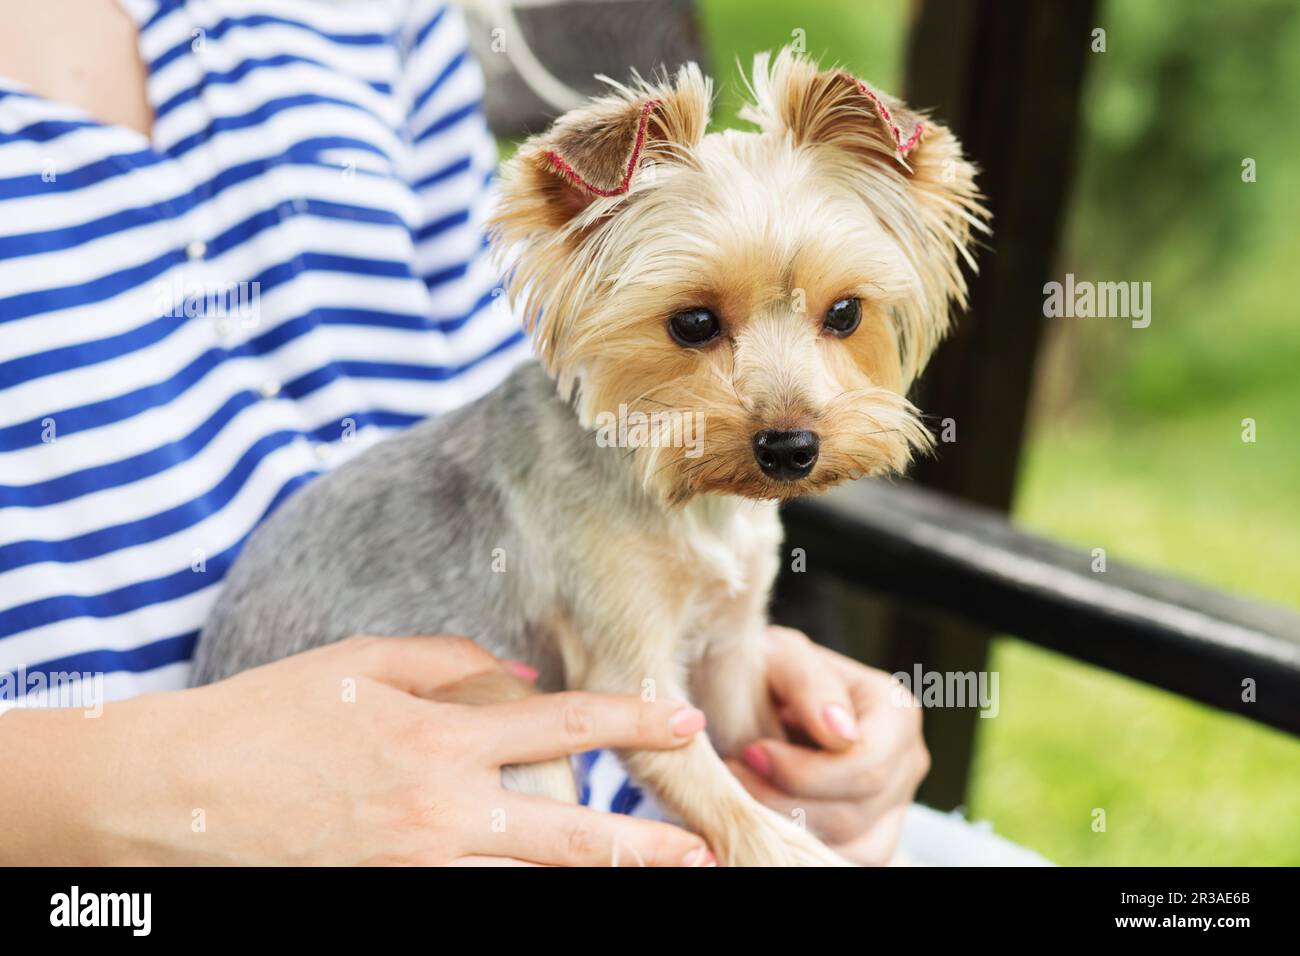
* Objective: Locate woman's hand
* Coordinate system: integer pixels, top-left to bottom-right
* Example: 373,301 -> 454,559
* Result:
0,635 -> 714,866
725,626 -> 929,866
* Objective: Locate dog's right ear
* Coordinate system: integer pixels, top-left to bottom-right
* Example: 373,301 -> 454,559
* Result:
739,48 -> 987,384
494,64 -> 712,233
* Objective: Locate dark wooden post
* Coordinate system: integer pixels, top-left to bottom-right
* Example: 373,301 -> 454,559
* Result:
881,0 -> 1098,808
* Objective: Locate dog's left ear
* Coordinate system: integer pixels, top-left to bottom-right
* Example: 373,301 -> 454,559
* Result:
496,64 -> 712,232
491,65 -> 712,375
741,49 -> 987,379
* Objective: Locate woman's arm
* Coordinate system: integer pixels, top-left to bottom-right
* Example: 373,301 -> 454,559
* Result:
0,636 -> 713,866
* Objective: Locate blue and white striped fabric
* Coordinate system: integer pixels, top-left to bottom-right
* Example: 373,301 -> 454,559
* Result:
0,0 -> 531,703
0,0 -> 649,819
578,750 -> 663,821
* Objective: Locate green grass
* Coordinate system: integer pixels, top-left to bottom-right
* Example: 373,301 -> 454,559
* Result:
970,639 -> 1300,866
966,404 -> 1300,865
968,349 -> 1300,865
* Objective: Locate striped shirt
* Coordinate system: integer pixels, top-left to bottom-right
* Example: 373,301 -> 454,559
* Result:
0,0 -> 655,822
0,0 -> 529,704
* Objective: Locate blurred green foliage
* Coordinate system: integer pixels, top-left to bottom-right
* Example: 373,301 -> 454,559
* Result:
694,0 -> 905,126
1046,0 -> 1300,427
982,0 -> 1300,866
695,0 -> 1300,864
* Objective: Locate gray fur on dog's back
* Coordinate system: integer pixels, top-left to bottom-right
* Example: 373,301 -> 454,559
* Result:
191,360 -> 622,687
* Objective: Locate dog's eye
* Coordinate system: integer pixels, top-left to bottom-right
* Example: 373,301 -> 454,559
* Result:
824,297 -> 862,336
668,307 -> 721,347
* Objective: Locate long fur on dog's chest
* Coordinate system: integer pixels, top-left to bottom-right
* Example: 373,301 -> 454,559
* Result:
670,496 -> 783,664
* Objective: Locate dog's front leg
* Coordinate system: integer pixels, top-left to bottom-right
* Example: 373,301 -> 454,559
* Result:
581,654 -> 846,867
687,505 -> 785,759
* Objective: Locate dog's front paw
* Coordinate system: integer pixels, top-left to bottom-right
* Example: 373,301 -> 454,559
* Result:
713,803 -> 852,867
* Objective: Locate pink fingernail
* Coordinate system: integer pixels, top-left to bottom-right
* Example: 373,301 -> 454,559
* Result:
742,743 -> 772,777
502,660 -> 539,682
682,847 -> 717,867
669,707 -> 707,737
824,703 -> 859,741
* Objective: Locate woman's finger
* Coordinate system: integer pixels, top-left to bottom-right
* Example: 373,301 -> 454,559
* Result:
764,627 -> 858,751
805,646 -> 927,768
475,795 -> 715,867
726,757 -> 873,845
728,741 -> 922,850
812,642 -> 919,719
338,634 -> 503,698
740,736 -> 890,801
473,691 -> 705,765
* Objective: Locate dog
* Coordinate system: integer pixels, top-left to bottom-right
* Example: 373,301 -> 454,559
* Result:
191,48 -> 985,866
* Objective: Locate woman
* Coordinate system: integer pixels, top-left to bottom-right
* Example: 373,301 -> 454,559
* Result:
0,0 -> 997,866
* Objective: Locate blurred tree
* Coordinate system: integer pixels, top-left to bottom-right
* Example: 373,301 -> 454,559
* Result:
1045,0 -> 1300,422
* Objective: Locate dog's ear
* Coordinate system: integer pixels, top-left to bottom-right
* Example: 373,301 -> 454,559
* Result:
741,49 -> 987,380
498,63 -> 712,231
491,65 -> 711,376
741,49 -> 932,163
740,48 -> 980,243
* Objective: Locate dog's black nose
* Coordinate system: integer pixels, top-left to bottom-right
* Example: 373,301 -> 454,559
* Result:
753,429 -> 819,481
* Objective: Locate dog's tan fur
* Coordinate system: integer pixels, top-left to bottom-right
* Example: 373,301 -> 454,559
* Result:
493,50 -> 983,511
479,49 -> 986,864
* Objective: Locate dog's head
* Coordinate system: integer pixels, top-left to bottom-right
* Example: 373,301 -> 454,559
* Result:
492,48 -> 986,506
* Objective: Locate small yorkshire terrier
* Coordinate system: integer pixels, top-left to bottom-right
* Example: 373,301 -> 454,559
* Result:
192,48 -> 985,866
